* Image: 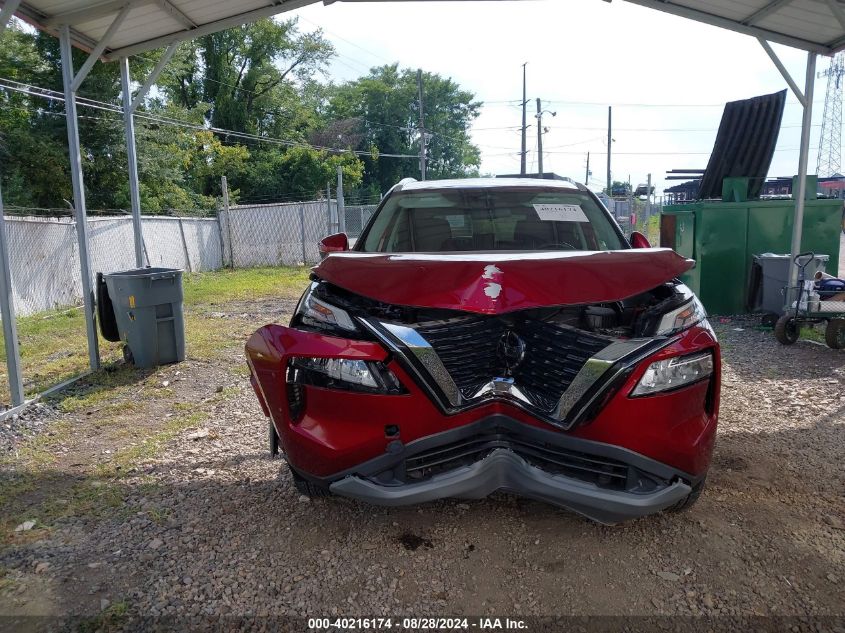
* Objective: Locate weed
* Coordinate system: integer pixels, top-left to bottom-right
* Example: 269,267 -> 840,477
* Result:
78,600 -> 129,633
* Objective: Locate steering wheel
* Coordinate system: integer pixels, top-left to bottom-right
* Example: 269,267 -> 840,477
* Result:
536,241 -> 577,251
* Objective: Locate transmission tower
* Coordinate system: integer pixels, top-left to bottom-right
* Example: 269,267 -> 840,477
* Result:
816,53 -> 845,177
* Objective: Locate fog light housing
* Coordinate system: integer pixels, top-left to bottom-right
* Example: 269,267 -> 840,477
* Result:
290,357 -> 404,394
631,351 -> 713,396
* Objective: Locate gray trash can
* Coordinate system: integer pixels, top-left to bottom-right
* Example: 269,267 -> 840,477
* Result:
103,267 -> 185,368
753,253 -> 829,315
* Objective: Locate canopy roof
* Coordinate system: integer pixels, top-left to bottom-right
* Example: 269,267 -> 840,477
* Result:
622,0 -> 845,55
8,0 -> 318,60
4,0 -> 845,61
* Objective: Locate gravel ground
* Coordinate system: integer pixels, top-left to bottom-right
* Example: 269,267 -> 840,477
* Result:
0,403 -> 59,455
0,306 -> 843,631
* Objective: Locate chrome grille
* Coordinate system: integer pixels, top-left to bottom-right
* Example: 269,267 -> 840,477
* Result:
411,315 -> 612,412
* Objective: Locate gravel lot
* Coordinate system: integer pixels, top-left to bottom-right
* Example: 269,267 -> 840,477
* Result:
0,297 -> 843,631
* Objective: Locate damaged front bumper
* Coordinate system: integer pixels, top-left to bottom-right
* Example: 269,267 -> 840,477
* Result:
331,449 -> 691,524
315,415 -> 699,525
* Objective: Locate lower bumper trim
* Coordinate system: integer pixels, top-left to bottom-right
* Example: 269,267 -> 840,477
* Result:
329,448 -> 691,524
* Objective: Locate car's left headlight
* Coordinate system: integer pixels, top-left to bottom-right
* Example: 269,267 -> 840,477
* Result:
631,351 -> 713,396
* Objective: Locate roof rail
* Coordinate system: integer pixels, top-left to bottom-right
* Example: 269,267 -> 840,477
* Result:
394,177 -> 418,192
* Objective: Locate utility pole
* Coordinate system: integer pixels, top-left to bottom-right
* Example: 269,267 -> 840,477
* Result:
606,106 -> 612,196
417,68 -> 426,180
816,53 -> 844,177
585,152 -> 591,185
535,98 -> 555,178
646,172 -> 652,228
520,63 -> 527,176
536,98 -> 543,176
337,165 -> 346,234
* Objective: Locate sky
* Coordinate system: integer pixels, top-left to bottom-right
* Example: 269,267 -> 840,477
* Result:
289,0 -> 835,196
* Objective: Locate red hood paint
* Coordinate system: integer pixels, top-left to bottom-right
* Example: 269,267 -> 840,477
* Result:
312,249 -> 694,315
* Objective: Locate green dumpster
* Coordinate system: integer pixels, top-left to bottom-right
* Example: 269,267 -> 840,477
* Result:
661,197 -> 842,315
102,267 -> 185,368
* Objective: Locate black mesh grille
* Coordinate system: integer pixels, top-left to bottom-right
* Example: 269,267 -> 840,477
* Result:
403,431 -> 633,490
412,315 -> 611,412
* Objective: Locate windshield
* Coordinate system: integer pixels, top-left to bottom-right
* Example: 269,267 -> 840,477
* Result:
358,186 -> 626,253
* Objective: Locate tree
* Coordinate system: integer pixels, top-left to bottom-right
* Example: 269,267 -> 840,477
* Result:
327,65 -> 481,194
1,20 -> 480,213
164,18 -> 333,137
238,146 -> 363,202
609,181 -> 632,197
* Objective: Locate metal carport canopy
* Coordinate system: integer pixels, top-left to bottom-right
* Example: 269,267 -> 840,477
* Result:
0,0 -> 838,408
5,0 -> 845,58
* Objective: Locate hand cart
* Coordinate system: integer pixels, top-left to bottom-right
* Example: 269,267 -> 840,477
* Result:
774,252 -> 845,349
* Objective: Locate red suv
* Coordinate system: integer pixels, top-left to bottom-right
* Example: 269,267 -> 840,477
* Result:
246,178 -> 720,524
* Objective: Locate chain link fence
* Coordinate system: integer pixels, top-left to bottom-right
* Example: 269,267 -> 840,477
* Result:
343,205 -> 378,240
1,197 -> 355,318
4,212 -> 223,316
221,200 -> 334,268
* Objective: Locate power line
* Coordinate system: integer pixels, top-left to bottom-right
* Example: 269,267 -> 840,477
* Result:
544,147 -> 815,155
298,16 -> 394,66
543,98 -> 826,108
493,123 -> 822,132
0,78 -> 419,159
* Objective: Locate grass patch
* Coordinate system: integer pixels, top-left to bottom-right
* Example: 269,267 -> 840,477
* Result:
800,324 -> 826,344
183,266 -> 310,306
0,308 -> 122,401
0,411 -> 206,538
78,600 -> 129,633
54,365 -> 152,414
96,411 -> 208,479
0,266 -> 309,407
39,480 -> 127,522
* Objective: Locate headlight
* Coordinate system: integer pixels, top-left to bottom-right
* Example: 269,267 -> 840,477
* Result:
290,357 -> 404,394
655,296 -> 707,335
296,284 -> 357,332
631,351 -> 713,396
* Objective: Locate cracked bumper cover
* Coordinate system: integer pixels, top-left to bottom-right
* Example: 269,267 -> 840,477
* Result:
329,449 -> 691,525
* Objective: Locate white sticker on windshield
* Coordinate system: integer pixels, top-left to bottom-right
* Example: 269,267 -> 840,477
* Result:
533,204 -> 588,222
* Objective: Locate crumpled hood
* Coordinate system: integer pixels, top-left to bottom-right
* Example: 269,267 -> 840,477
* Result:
313,249 -> 695,315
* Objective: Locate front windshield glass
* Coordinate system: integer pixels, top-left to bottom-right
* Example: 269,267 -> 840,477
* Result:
358,187 -> 626,253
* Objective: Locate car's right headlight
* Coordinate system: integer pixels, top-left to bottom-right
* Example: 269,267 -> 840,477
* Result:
631,351 -> 713,396
654,295 -> 707,336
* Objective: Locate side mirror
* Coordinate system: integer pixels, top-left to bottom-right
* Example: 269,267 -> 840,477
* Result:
318,233 -> 349,259
629,231 -> 651,249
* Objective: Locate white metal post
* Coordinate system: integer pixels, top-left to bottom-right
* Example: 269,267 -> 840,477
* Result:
299,204 -> 307,264
221,175 -> 234,268
336,166 -> 346,234
325,182 -> 332,234
788,51 -> 817,293
119,57 -> 145,268
0,183 -> 24,406
59,24 -> 100,370
0,0 -> 22,33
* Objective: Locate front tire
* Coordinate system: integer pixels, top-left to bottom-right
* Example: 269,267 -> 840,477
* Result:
666,478 -> 705,513
269,420 -> 279,458
825,319 -> 845,349
774,314 -> 800,345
